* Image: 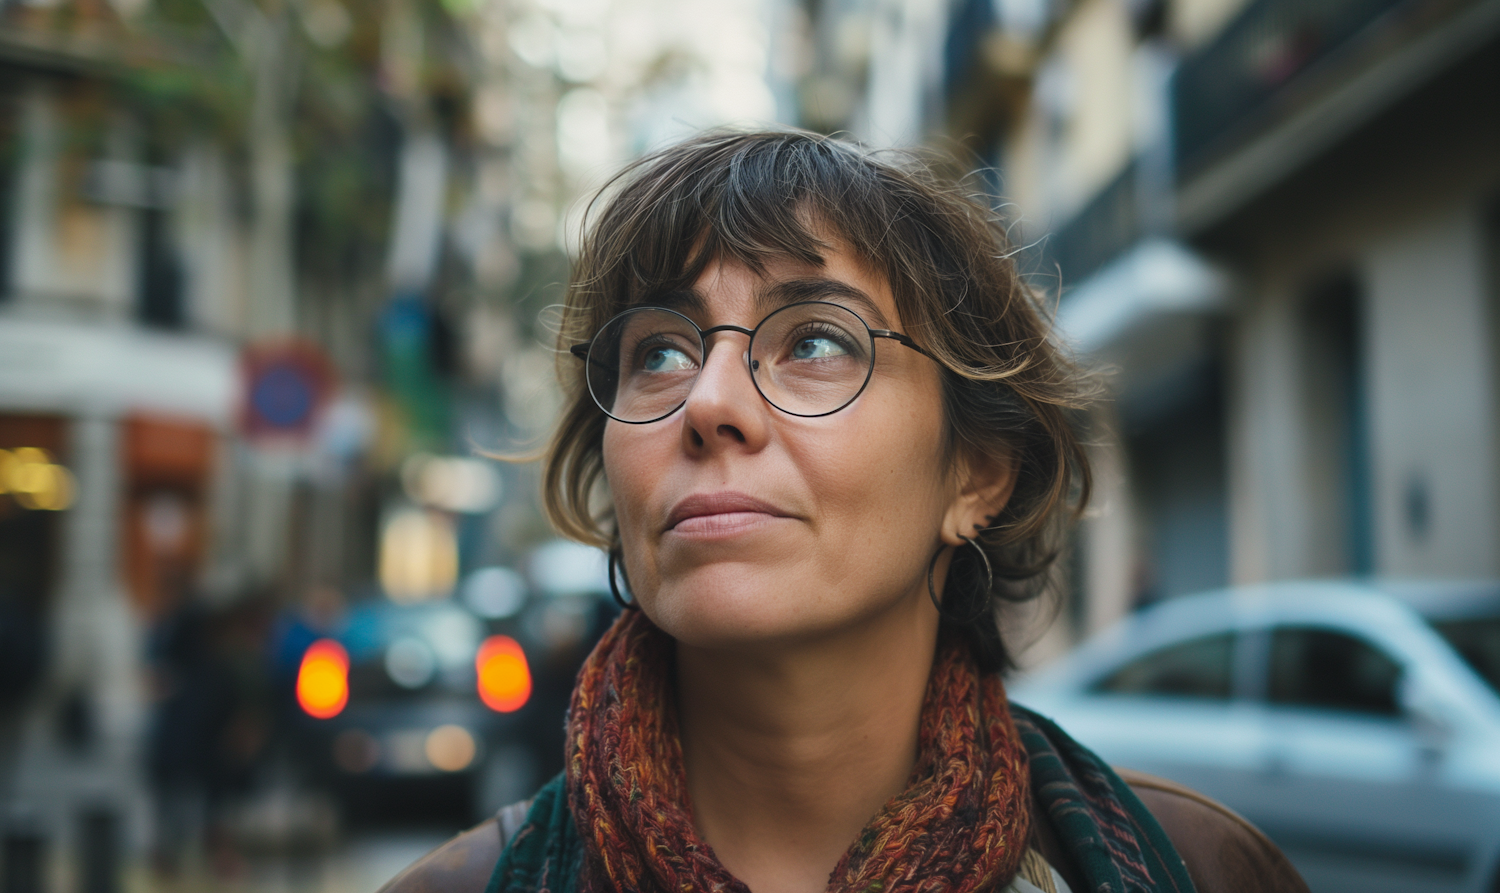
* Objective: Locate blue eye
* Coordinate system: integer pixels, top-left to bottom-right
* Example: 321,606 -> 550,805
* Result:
642,346 -> 694,372
790,336 -> 849,360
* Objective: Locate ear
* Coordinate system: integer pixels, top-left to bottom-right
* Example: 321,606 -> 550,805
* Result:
939,450 -> 1017,546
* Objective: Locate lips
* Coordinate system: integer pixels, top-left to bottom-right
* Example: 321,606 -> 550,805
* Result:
665,492 -> 788,532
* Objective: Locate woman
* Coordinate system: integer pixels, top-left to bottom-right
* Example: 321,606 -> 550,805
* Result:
384,130 -> 1305,893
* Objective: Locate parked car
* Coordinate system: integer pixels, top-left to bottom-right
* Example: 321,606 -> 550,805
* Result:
1011,579 -> 1500,893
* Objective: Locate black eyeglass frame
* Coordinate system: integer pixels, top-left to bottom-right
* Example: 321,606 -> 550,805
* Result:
569,301 -> 931,424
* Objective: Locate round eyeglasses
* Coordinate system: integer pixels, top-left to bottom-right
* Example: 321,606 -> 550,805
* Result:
570,301 -> 929,424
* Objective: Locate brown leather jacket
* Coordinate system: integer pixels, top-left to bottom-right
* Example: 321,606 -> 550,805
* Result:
378,769 -> 1308,893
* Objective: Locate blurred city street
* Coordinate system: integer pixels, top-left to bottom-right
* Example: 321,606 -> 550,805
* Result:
2,0 -> 1499,888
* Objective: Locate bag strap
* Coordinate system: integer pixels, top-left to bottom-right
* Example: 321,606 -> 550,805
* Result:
496,799 -> 534,850
1016,848 -> 1061,893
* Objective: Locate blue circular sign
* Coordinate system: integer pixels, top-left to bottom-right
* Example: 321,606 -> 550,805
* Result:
250,362 -> 316,429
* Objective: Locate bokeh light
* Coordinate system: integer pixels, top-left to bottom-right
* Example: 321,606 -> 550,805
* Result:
296,639 -> 350,719
379,508 -> 459,603
0,447 -> 75,511
423,724 -> 477,772
476,635 -> 532,713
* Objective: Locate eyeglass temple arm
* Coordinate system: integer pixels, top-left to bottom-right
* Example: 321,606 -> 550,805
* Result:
871,330 -> 930,358
570,343 -> 616,375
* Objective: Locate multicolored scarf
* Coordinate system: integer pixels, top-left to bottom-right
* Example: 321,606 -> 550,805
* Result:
565,609 -> 1030,893
487,610 -> 1196,893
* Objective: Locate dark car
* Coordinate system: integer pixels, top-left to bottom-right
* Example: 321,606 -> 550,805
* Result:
284,561 -> 615,820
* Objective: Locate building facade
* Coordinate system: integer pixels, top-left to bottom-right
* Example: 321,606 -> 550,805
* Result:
799,0 -> 1500,655
0,0 -> 489,863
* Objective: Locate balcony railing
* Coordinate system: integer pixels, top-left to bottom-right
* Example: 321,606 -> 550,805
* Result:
1173,0 -> 1447,175
1029,160 -> 1140,287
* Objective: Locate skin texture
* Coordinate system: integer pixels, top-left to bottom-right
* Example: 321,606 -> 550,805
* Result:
602,242 -> 1016,893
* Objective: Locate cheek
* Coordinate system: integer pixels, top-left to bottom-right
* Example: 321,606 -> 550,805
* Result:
601,424 -> 662,579
804,390 -> 954,536
875,382 -> 949,485
602,424 -> 643,528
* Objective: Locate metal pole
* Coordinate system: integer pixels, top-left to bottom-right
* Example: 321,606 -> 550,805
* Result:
2,810 -> 46,893
75,806 -> 117,893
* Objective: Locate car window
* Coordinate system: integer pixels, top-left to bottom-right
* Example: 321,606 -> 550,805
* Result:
1429,616 -> 1500,696
1268,627 -> 1401,715
1093,632 -> 1234,699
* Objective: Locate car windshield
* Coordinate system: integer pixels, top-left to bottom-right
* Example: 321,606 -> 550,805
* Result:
1429,616 -> 1500,696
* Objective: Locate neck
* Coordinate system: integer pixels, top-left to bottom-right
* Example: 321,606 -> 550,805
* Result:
675,593 -> 940,893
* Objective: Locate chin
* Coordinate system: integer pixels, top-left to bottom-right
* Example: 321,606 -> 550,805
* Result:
640,564 -> 843,650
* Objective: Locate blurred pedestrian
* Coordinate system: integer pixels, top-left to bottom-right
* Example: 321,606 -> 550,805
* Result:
144,592 -> 217,876
144,584 -> 270,878
208,590 -> 275,863
0,583 -> 46,802
269,584 -> 345,684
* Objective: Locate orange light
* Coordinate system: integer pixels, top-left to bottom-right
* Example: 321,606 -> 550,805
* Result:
297,639 -> 350,719
476,635 -> 531,712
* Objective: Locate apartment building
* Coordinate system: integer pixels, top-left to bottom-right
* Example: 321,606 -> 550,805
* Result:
0,0 -> 484,857
801,0 -> 1500,645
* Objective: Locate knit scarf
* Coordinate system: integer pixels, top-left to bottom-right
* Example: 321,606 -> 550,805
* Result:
565,609 -> 1031,893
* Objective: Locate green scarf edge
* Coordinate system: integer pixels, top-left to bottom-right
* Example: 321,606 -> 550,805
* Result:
1010,703 -> 1197,893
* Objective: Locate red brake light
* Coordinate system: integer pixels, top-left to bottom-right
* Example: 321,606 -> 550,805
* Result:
476,635 -> 531,712
297,639 -> 349,719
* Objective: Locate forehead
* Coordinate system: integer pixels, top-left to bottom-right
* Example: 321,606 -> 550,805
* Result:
637,241 -> 899,331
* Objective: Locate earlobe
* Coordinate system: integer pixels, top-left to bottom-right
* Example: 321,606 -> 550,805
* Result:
940,453 -> 1017,546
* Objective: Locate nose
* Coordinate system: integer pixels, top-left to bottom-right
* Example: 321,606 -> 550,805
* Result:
679,331 -> 769,453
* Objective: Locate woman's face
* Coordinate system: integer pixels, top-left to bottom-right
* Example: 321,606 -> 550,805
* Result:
602,241 -> 992,649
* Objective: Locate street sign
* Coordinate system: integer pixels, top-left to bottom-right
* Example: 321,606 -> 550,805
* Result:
239,340 -> 336,442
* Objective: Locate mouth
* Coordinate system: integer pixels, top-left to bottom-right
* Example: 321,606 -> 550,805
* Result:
665,492 -> 789,534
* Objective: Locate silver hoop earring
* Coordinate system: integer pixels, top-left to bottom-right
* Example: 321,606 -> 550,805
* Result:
926,535 -> 994,624
608,548 -> 636,610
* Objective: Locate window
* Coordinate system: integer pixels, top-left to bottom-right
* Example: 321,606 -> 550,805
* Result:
1095,632 -> 1234,699
137,208 -> 184,329
1268,627 -> 1401,715
1430,616 -> 1500,697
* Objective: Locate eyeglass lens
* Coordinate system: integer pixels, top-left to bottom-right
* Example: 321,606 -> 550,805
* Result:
584,302 -> 877,423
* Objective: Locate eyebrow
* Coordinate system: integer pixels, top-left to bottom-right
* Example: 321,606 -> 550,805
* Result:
641,288 -> 705,316
639,278 -> 892,329
758,279 -> 892,328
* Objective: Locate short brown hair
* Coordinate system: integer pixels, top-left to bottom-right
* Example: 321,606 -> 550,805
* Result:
541,129 -> 1092,670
